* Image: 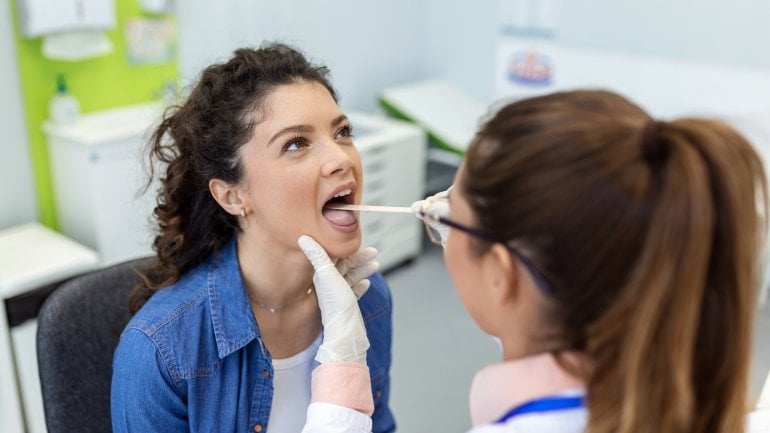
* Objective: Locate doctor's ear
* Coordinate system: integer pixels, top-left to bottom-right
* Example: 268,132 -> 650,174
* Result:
209,178 -> 246,216
487,243 -> 520,303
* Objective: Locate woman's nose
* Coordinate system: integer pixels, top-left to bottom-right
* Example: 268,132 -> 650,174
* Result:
320,141 -> 355,177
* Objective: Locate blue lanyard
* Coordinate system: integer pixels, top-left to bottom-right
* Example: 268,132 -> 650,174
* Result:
495,395 -> 585,424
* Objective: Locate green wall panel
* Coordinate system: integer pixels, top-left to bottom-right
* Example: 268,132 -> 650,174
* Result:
11,0 -> 178,229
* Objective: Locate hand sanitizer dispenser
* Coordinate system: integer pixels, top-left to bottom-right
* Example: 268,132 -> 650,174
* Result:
48,74 -> 80,125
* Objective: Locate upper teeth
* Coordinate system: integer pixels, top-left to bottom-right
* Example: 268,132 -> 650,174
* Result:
333,189 -> 352,198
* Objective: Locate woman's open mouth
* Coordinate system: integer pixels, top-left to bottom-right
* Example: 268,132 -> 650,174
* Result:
322,186 -> 358,232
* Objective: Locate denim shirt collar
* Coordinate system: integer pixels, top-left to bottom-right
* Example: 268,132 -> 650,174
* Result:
207,237 -> 260,359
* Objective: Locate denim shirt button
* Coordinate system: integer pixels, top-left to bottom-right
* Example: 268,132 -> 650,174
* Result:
374,389 -> 382,400
262,370 -> 270,378
253,423 -> 263,432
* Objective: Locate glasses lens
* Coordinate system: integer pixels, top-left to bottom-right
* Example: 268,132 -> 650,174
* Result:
422,214 -> 446,246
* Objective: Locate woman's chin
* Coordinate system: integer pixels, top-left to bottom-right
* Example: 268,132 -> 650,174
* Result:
321,232 -> 362,259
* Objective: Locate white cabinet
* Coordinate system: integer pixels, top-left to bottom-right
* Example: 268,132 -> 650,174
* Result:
0,223 -> 99,433
45,102 -> 163,266
349,112 -> 427,271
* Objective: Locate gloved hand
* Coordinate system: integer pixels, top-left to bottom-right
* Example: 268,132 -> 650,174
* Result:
335,246 -> 379,300
411,187 -> 452,247
298,235 -> 373,364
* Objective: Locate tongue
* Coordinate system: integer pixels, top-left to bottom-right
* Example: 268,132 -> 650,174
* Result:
322,207 -> 357,226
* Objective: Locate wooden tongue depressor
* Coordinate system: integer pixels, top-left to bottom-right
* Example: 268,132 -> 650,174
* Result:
325,203 -> 413,214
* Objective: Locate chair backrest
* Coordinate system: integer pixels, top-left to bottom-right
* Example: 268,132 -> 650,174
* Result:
36,256 -> 156,433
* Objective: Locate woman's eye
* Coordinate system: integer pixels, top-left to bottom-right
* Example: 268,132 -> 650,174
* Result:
336,124 -> 354,140
282,136 -> 308,154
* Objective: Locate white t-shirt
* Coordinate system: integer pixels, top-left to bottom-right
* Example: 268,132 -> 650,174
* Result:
748,408 -> 770,433
268,333 -> 322,432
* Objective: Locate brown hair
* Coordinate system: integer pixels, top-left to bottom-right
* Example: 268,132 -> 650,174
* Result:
462,89 -> 766,433
130,42 -> 337,313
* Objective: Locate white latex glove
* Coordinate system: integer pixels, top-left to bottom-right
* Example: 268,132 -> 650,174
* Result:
298,235 -> 371,364
335,246 -> 379,299
411,187 -> 452,247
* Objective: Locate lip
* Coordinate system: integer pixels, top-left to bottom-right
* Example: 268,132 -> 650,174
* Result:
322,181 -> 358,209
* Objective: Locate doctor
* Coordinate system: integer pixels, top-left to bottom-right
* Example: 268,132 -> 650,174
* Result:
297,89 -> 766,433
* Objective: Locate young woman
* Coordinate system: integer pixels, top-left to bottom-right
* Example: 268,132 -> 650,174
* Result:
110,43 -> 395,433
300,89 -> 766,433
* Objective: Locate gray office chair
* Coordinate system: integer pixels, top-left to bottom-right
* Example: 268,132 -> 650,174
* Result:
36,256 -> 156,433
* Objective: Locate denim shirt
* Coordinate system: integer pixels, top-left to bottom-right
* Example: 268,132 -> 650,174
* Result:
111,238 -> 395,433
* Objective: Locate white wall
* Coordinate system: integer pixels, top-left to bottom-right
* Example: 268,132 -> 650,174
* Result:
421,0 -> 500,104
420,0 -> 770,105
554,0 -> 770,119
558,0 -> 770,70
0,0 -> 37,230
176,0 -> 427,113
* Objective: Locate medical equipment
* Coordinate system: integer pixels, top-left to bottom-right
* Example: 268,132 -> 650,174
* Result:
326,204 -> 412,214
379,79 -> 484,156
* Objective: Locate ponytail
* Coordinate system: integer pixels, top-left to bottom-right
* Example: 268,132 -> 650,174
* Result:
587,119 -> 764,433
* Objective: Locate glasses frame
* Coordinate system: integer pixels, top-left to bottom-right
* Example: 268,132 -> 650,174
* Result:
419,206 -> 554,294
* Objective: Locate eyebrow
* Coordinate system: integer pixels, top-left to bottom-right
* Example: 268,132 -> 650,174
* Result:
267,114 -> 349,147
267,124 -> 313,147
331,114 -> 348,128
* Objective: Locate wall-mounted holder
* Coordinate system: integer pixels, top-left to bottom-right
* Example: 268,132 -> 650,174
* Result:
17,0 -> 116,61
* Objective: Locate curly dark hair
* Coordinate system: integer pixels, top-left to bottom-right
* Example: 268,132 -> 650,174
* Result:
130,42 -> 337,313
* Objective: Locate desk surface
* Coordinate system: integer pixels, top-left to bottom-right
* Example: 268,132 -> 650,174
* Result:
0,223 -> 99,298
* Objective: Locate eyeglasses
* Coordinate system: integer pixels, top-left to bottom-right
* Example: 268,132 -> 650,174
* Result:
418,196 -> 554,294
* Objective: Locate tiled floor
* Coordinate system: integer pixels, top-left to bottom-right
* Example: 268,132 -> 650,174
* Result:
385,244 -> 770,432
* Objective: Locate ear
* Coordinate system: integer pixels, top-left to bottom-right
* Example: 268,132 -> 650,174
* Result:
484,243 -> 520,304
209,178 -> 246,216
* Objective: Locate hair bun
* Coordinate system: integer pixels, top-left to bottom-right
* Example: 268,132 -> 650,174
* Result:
641,120 -> 668,164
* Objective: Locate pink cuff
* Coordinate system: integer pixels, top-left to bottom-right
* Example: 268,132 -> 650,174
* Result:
311,362 -> 374,416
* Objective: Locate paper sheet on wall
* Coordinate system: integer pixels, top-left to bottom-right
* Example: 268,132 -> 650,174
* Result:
124,18 -> 176,65
496,0 -> 559,101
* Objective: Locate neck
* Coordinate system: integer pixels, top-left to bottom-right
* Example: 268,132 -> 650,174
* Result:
501,335 -> 569,361
498,309 -> 557,362
498,280 -> 567,362
236,230 -> 315,310
235,229 -> 323,359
